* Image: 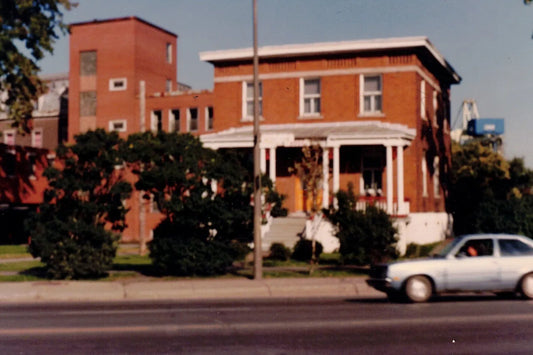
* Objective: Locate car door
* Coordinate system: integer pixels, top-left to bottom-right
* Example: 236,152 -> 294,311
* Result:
444,238 -> 500,291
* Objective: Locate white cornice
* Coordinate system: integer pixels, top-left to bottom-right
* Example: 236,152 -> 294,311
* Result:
200,36 -> 460,84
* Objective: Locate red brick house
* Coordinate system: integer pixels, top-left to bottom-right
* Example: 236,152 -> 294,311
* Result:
199,37 -> 461,252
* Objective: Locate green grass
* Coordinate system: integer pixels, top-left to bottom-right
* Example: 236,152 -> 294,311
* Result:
0,244 -> 32,259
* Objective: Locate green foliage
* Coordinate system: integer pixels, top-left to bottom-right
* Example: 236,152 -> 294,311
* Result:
292,239 -> 323,261
263,175 -> 288,217
0,0 -> 74,131
269,242 -> 291,261
123,134 -> 254,276
148,220 -> 234,276
450,141 -> 533,236
325,186 -> 398,265
27,130 -> 132,279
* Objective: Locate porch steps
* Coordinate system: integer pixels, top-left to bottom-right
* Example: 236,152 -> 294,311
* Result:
262,215 -> 307,252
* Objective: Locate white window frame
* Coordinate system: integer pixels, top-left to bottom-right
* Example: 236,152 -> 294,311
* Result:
360,154 -> 383,196
166,79 -> 172,93
169,109 -> 180,133
205,106 -> 214,131
151,110 -> 162,132
108,119 -> 127,132
3,129 -> 15,146
433,90 -> 439,127
299,78 -> 321,117
187,107 -> 198,132
433,156 -> 440,198
109,78 -> 127,91
31,129 -> 43,148
242,81 -> 262,121
422,156 -> 428,197
360,74 -> 383,115
420,80 -> 426,119
166,43 -> 173,64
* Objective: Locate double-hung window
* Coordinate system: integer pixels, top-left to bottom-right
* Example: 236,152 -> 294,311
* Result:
361,75 -> 382,114
301,78 -> 321,116
188,108 -> 198,132
243,81 -> 262,120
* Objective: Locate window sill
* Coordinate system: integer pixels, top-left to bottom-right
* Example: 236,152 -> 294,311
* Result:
241,116 -> 264,122
358,112 -> 386,118
297,114 -> 323,120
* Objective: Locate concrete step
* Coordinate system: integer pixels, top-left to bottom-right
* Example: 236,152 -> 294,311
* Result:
262,216 -> 307,251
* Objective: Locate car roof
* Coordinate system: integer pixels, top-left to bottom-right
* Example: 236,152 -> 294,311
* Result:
459,233 -> 530,240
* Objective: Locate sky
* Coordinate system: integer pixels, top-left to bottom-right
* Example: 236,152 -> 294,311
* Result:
39,0 -> 533,167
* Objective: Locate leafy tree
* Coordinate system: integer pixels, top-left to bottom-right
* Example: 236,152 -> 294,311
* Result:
450,140 -> 533,236
325,185 -> 398,265
0,0 -> 75,131
290,144 -> 324,273
122,133 -> 254,276
27,129 -> 132,279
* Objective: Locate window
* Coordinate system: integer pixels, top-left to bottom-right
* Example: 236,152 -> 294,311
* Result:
2,151 -> 16,177
166,79 -> 172,93
80,91 -> 97,116
361,155 -> 383,196
457,239 -> 493,257
188,108 -> 198,132
206,106 -> 214,131
151,110 -> 162,132
422,156 -> 428,197
169,109 -> 180,132
80,51 -> 97,76
361,75 -> 382,114
3,130 -> 15,146
166,43 -> 172,64
420,80 -> 426,119
243,81 -> 262,120
300,78 -> 321,116
109,78 -> 127,91
499,239 -> 533,256
109,120 -> 127,132
31,130 -> 43,148
433,156 -> 440,197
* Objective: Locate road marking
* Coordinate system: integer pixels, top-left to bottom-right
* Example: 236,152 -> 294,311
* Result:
2,313 -> 533,336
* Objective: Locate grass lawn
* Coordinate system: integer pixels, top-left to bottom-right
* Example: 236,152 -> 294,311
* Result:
0,244 -> 32,259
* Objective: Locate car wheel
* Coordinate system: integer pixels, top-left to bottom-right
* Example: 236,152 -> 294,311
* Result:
404,276 -> 432,303
520,273 -> 533,299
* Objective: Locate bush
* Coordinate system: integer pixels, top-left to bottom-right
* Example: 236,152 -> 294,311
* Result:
28,217 -> 119,279
149,221 -> 234,276
325,186 -> 398,265
291,239 -> 323,261
269,243 -> 291,261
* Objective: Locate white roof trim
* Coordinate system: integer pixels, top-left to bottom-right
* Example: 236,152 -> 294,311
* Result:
200,36 -> 460,83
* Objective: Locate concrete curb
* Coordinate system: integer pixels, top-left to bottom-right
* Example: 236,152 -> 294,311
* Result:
0,277 -> 384,304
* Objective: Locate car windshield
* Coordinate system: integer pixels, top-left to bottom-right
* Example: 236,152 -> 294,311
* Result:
430,238 -> 463,258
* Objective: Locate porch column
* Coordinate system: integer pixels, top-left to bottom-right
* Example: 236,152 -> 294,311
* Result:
386,144 -> 394,214
332,145 -> 340,194
269,147 -> 276,183
322,147 -> 329,209
260,148 -> 266,174
396,145 -> 405,214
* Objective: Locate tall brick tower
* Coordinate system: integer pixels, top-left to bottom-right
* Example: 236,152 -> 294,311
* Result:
68,17 -> 177,140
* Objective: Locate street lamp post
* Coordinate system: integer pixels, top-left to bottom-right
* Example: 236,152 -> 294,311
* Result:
252,0 -> 262,280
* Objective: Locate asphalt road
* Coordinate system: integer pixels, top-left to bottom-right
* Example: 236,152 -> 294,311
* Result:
2,295 -> 533,354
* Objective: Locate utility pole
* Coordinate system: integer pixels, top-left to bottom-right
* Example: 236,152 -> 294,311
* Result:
252,0 -> 263,280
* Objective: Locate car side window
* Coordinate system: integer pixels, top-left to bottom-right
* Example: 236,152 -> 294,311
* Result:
456,239 -> 494,257
498,239 -> 533,256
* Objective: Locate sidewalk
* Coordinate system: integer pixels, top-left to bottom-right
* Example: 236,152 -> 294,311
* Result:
0,276 -> 383,304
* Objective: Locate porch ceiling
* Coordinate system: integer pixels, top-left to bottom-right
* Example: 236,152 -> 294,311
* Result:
200,121 -> 416,149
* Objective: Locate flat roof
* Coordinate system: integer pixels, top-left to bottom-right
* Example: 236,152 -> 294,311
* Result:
71,16 -> 177,38
200,36 -> 460,83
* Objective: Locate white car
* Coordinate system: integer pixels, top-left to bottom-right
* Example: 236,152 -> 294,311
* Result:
366,234 -> 533,302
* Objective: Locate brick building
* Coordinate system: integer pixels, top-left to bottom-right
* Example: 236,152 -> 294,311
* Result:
199,37 -> 461,251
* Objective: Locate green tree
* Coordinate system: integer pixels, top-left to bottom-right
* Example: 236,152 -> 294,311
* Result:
0,0 -> 74,131
122,133 -> 254,276
450,140 -> 533,236
27,129 -> 132,279
325,185 -> 398,265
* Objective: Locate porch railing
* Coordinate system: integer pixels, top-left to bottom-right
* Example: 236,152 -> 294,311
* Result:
355,196 -> 410,216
